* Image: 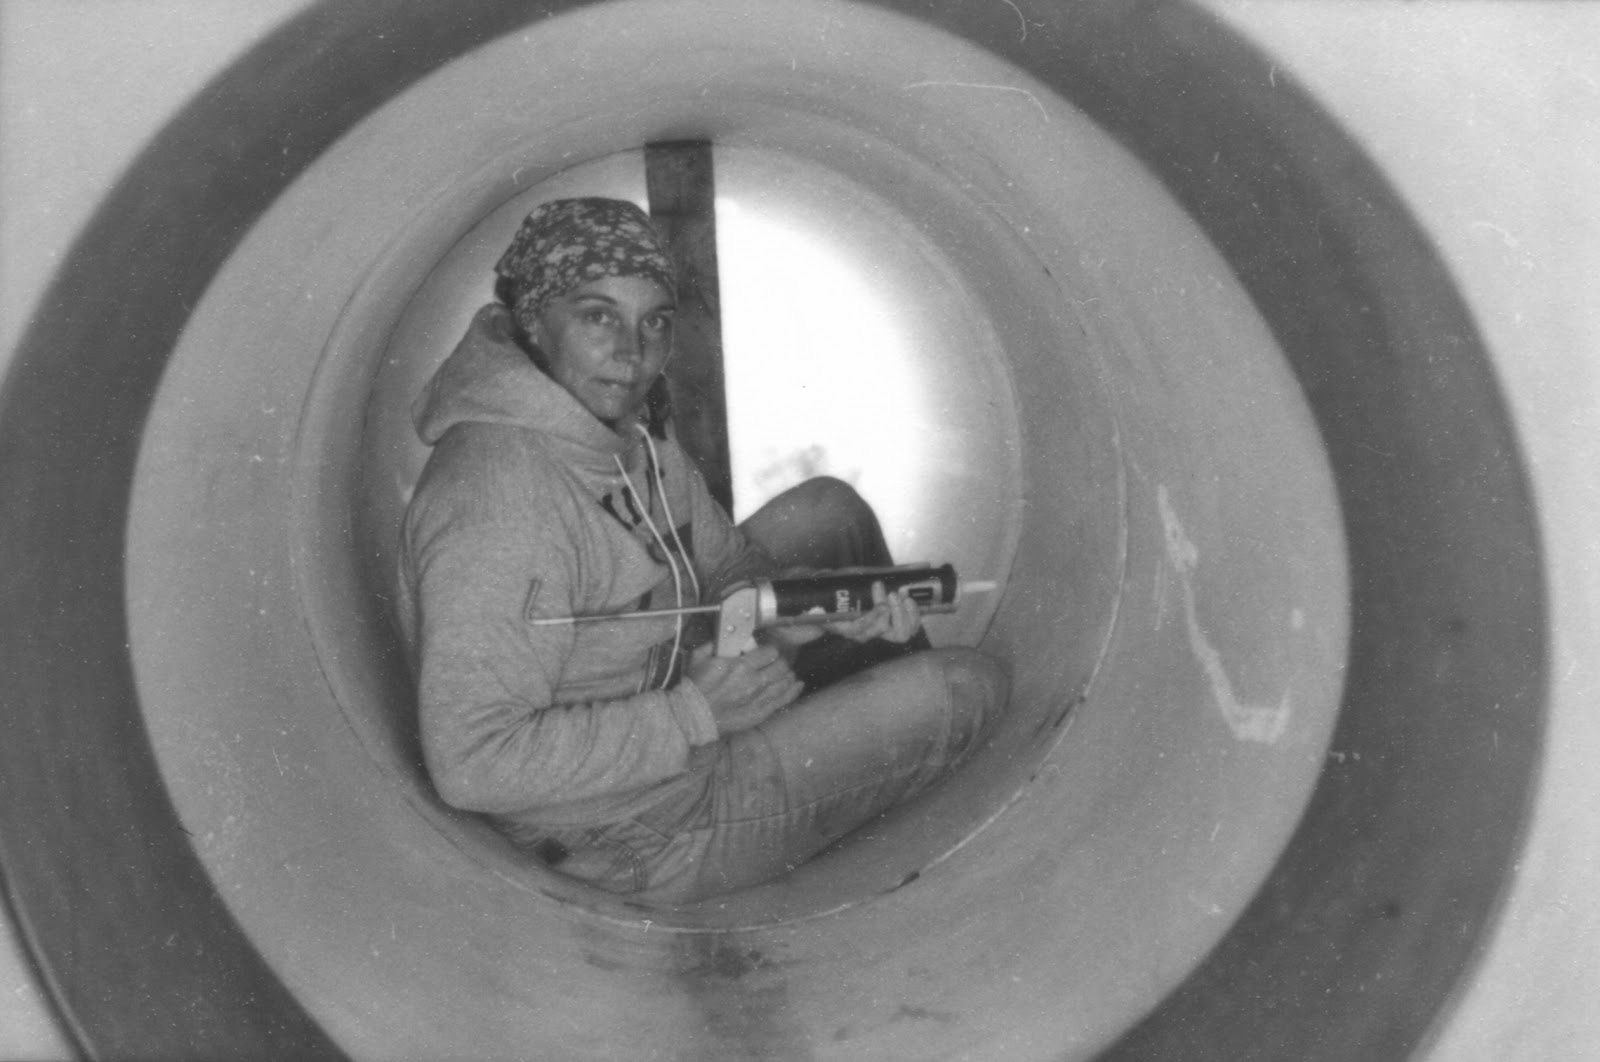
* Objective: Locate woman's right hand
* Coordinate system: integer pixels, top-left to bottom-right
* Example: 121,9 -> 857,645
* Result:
685,642 -> 803,734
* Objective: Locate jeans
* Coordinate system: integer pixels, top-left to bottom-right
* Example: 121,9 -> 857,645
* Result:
532,478 -> 1009,903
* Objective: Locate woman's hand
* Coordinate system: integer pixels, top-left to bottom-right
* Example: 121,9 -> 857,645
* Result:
824,581 -> 923,645
685,642 -> 804,734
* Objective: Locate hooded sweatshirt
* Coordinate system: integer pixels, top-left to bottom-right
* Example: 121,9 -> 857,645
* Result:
396,304 -> 773,830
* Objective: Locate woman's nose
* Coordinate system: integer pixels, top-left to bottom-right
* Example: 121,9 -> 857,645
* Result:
612,325 -> 644,363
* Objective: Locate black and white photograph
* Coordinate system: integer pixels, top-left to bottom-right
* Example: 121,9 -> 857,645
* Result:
1,2 -> 1596,1059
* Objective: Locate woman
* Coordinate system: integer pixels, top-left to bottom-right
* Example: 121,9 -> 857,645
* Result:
396,197 -> 1007,902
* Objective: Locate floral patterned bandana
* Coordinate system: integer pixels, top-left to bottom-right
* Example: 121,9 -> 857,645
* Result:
494,197 -> 678,331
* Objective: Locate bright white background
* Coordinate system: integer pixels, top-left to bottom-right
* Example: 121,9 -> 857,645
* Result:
3,3 -> 1598,1058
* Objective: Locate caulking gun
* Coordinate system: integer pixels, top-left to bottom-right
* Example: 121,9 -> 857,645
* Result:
530,563 -> 997,657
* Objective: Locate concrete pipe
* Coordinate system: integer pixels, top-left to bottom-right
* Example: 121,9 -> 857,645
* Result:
1,2 -> 1594,1060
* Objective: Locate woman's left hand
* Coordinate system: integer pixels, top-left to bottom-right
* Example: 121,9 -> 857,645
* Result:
824,581 -> 923,645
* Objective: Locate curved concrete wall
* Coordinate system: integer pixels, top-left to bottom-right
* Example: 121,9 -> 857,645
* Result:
1,3 -> 1596,1060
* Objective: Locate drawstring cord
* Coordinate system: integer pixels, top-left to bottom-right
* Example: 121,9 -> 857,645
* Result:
613,424 -> 698,689
638,425 -> 702,604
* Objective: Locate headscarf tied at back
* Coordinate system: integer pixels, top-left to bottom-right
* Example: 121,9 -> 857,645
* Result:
494,197 -> 678,333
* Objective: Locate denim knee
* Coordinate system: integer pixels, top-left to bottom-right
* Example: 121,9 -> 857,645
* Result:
791,476 -> 874,531
933,647 -> 1009,759
794,477 -> 889,562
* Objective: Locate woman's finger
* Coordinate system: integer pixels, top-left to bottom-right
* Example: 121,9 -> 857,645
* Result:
882,589 -> 922,642
899,590 -> 921,629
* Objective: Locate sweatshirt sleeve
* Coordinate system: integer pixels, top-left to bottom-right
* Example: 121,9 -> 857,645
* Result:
407,490 -> 718,817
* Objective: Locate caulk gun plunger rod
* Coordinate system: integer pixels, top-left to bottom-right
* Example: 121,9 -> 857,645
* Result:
527,604 -> 721,627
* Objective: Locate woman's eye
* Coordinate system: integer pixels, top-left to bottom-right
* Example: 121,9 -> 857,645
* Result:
645,314 -> 673,333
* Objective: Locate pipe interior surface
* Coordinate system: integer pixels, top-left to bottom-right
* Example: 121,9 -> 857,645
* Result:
0,1 -> 1545,1060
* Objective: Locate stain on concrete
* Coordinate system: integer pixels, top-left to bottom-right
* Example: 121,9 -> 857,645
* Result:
674,932 -> 815,1062
890,1002 -> 957,1024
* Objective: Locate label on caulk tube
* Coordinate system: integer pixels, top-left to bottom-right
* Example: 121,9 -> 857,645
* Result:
765,564 -> 959,620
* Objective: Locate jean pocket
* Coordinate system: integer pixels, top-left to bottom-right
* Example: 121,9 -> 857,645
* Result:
519,825 -> 641,894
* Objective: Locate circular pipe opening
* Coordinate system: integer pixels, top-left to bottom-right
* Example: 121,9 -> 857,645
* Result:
0,2 -> 1545,1060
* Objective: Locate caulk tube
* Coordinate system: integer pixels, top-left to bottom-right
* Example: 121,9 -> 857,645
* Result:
761,564 -> 960,624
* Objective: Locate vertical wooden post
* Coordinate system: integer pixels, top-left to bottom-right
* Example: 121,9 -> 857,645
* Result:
645,140 -> 734,513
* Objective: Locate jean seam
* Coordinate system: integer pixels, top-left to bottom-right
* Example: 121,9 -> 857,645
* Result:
629,818 -> 677,844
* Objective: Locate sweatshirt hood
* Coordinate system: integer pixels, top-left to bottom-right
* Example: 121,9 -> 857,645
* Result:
413,303 -> 640,470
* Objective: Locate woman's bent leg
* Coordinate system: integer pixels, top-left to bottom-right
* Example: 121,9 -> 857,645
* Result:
631,647 -> 1008,903
738,475 -> 893,571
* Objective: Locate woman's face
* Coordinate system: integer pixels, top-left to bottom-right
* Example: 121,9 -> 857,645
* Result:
530,275 -> 676,427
